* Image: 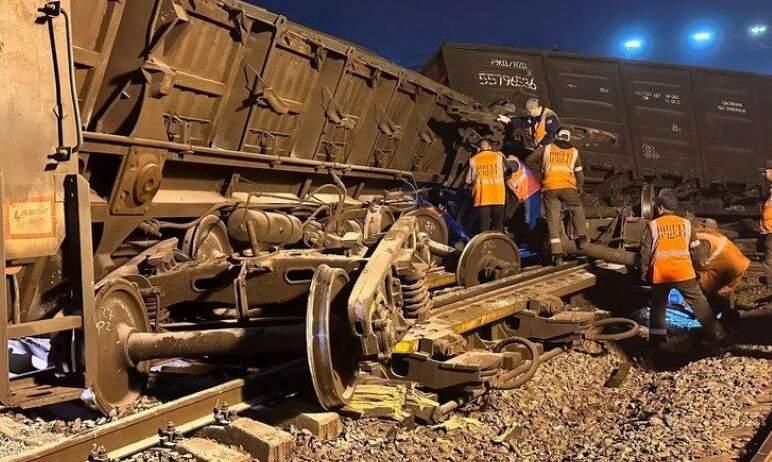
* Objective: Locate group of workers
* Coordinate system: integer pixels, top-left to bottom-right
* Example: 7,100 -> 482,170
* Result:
466,97 -> 587,265
465,97 -> 772,349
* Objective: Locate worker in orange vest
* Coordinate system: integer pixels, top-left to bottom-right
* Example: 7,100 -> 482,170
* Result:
761,160 -> 772,287
696,223 -> 749,320
532,129 -> 587,264
465,139 -> 511,232
504,155 -> 541,231
640,189 -> 726,347
496,98 -> 560,176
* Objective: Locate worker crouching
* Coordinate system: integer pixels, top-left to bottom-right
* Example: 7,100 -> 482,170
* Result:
466,139 -> 510,232
640,189 -> 727,347
538,129 -> 588,264
696,223 -> 749,323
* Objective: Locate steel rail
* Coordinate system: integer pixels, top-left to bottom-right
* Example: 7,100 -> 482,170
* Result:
3,359 -> 305,462
750,422 -> 772,462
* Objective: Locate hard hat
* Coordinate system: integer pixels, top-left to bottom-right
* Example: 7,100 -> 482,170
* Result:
525,98 -> 540,111
556,129 -> 571,141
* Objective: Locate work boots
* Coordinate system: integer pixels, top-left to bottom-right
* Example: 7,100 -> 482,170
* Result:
697,322 -> 732,350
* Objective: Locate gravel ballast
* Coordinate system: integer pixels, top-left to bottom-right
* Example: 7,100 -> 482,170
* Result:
291,347 -> 771,462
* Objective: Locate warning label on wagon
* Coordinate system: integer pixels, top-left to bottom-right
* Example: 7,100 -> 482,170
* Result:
6,196 -> 55,239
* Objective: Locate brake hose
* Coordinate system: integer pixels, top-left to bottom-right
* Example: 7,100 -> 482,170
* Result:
583,317 -> 640,341
490,336 -> 541,390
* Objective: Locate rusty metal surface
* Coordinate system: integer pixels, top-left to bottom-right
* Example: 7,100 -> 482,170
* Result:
0,0 -> 621,416
401,265 -> 595,350
455,232 -> 520,287
86,1 -> 476,178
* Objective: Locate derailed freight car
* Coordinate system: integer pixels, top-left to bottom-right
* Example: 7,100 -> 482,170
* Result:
1,1 -> 511,413
424,43 -> 772,220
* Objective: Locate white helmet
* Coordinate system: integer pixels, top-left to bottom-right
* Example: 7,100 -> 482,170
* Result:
557,129 -> 571,141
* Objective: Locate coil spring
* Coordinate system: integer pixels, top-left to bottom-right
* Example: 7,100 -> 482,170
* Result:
142,289 -> 167,328
399,270 -> 433,320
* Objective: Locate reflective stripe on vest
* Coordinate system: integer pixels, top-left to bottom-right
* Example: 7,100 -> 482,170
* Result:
762,189 -> 772,234
542,144 -> 579,190
531,108 -> 557,145
649,215 -> 696,284
469,150 -> 506,206
505,157 -> 539,200
705,234 -> 728,265
697,231 -> 750,293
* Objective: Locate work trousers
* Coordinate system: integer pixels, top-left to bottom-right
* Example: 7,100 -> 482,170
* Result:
765,234 -> 772,287
543,188 -> 587,255
478,205 -> 505,233
650,279 -> 721,343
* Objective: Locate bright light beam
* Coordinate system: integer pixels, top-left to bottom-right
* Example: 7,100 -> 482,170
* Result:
692,31 -> 713,42
624,39 -> 643,50
750,24 -> 768,37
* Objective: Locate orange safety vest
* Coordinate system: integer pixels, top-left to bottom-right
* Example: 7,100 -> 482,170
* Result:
506,157 -> 540,201
697,231 -> 750,294
531,107 -> 558,145
761,188 -> 772,234
542,143 -> 580,191
469,150 -> 506,206
648,215 -> 697,284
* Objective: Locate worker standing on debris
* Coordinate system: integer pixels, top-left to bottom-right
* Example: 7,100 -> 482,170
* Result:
761,160 -> 772,287
504,155 -> 541,231
465,139 -> 511,232
640,189 -> 727,347
496,98 -> 560,174
532,129 -> 588,264
696,221 -> 749,321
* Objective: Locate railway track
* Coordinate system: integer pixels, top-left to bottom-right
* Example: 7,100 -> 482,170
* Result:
1,262 -> 600,461
1,261 -> 765,462
4,360 -> 306,462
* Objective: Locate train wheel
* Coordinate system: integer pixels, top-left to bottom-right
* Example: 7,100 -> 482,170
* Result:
406,208 -> 449,265
406,208 -> 449,245
640,183 -> 656,221
182,214 -> 233,260
456,232 -> 521,288
91,279 -> 150,414
306,265 -> 359,410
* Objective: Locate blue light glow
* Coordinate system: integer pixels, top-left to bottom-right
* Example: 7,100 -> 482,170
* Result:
692,31 -> 713,42
624,39 -> 643,50
620,35 -> 646,57
687,25 -> 717,50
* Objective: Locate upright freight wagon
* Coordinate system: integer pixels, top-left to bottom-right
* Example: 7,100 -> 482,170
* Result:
424,43 -> 772,219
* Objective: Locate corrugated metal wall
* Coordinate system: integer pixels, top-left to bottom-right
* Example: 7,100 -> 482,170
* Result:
427,43 -> 772,189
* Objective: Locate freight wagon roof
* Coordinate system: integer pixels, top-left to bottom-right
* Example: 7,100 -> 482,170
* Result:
429,42 -> 772,80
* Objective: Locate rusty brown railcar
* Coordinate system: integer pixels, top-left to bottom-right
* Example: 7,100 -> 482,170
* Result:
0,0 -> 506,413
1,0 -> 631,417
424,43 -> 772,219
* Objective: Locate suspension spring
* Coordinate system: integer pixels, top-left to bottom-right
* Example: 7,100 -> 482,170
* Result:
399,270 -> 433,320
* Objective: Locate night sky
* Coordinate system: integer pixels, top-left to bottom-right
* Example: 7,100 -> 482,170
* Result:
249,0 -> 771,75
